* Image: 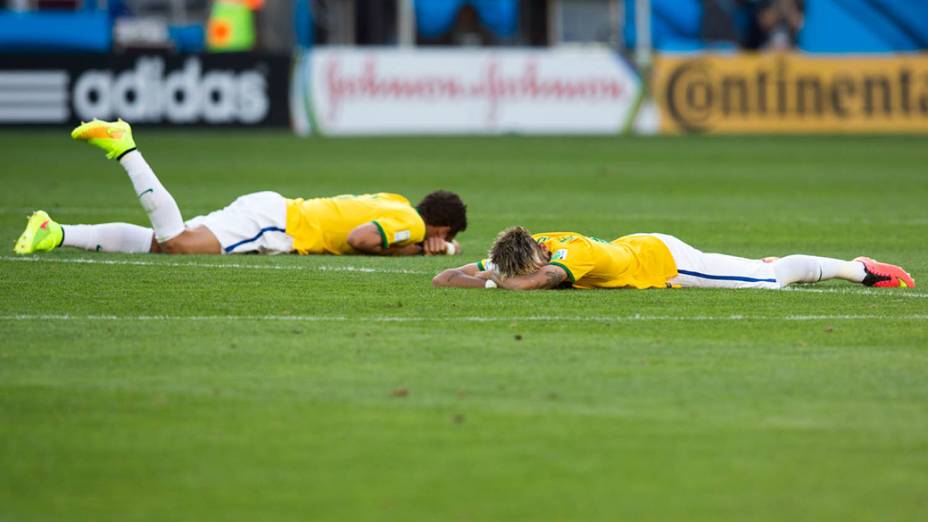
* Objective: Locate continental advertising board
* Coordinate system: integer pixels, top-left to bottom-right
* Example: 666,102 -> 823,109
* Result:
654,53 -> 928,133
292,48 -> 642,135
0,53 -> 290,127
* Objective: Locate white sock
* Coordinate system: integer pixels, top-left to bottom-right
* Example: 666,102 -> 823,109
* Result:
61,223 -> 153,253
119,150 -> 185,242
772,255 -> 866,287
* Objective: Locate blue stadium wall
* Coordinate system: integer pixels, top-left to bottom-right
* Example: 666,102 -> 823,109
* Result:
624,0 -> 928,53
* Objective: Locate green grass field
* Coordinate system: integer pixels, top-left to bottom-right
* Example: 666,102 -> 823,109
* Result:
1,132 -> 926,522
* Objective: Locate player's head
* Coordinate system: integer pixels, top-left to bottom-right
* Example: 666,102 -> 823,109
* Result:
489,226 -> 549,279
417,190 -> 467,240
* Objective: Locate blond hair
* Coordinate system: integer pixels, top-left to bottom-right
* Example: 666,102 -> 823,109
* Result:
489,227 -> 545,279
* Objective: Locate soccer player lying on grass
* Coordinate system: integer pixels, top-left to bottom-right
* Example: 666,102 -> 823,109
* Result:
14,119 -> 467,257
432,227 -> 915,290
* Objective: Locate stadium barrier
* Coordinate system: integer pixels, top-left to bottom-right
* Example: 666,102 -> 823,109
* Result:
652,52 -> 928,133
0,53 -> 290,127
290,48 -> 643,135
6,48 -> 927,136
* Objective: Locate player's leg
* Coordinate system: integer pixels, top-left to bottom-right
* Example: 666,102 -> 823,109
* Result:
152,226 -> 222,254
67,119 -> 227,255
22,121 -> 287,257
769,256 -> 865,286
771,255 -> 915,288
14,210 -> 155,254
12,211 -> 221,254
47,219 -> 230,256
656,234 -> 915,289
71,119 -> 186,245
61,222 -> 155,253
654,233 -> 781,289
18,120 -> 231,256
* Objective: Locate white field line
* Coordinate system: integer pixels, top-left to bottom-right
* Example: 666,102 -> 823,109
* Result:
0,255 -> 429,275
783,286 -> 928,299
3,256 -> 926,298
2,314 -> 927,323
489,213 -> 928,226
0,207 -> 207,216
5,207 -> 928,225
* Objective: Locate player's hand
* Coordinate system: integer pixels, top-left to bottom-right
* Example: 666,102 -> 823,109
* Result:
422,237 -> 448,256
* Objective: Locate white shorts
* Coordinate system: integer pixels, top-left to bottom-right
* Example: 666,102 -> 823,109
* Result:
186,191 -> 294,255
652,233 -> 781,289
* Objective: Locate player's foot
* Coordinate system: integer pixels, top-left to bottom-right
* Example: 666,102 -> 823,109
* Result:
854,257 -> 915,288
13,210 -> 63,255
71,118 -> 136,160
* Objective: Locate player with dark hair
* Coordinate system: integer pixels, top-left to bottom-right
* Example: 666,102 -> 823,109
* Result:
416,190 -> 469,239
433,226 -> 915,290
14,119 -> 467,257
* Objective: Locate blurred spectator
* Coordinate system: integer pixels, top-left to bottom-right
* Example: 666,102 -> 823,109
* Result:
420,4 -> 496,46
702,0 -> 741,46
742,0 -> 804,50
415,0 -> 519,47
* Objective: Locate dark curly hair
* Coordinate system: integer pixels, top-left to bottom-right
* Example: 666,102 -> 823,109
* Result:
417,190 -> 467,235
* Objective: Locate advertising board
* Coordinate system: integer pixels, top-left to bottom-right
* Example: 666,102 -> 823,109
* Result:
292,48 -> 642,135
0,53 -> 290,127
653,53 -> 928,133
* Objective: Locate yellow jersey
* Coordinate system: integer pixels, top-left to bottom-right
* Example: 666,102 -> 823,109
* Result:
478,232 -> 678,289
284,193 -> 425,255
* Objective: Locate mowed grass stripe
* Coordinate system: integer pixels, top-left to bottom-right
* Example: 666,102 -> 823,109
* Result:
3,255 -> 925,298
0,255 -> 430,274
4,313 -> 927,322
5,206 -> 928,225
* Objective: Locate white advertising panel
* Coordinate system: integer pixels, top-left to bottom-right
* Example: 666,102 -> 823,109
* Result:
292,47 -> 642,135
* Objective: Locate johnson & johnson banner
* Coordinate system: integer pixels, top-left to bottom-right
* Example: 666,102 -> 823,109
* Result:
291,48 -> 642,135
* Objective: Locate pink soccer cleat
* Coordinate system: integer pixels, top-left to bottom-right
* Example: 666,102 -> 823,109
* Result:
854,257 -> 916,288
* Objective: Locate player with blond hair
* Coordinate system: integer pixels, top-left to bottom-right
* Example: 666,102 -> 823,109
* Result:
433,227 -> 915,290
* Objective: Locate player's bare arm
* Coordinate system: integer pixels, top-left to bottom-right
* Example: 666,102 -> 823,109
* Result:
345,223 -> 425,256
347,223 -> 399,255
433,263 -> 566,290
494,265 -> 567,291
432,263 -> 490,288
348,224 -> 460,256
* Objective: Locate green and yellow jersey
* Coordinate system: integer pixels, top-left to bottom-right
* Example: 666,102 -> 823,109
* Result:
285,193 -> 425,255
477,232 -> 678,289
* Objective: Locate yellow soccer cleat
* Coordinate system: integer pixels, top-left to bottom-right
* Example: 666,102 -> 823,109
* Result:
14,210 -> 63,255
71,118 -> 136,160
